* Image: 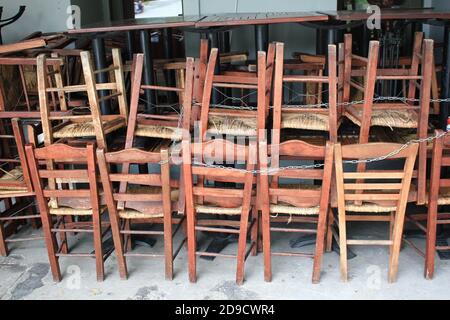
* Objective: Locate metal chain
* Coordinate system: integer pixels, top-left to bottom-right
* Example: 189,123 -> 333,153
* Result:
188,131 -> 450,174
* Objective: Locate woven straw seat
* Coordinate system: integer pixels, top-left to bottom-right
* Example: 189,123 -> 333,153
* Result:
207,115 -> 257,136
345,202 -> 397,213
345,106 -> 418,129
49,206 -> 107,216
53,119 -> 126,138
270,204 -> 320,215
281,112 -> 334,131
135,124 -> 183,141
119,209 -> 164,219
0,167 -> 27,192
195,205 -> 243,215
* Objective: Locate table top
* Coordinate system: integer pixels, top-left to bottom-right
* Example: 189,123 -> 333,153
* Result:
320,8 -> 450,21
67,15 -> 204,34
195,12 -> 328,28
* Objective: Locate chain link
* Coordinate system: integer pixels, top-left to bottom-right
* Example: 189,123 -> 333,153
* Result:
188,131 -> 449,174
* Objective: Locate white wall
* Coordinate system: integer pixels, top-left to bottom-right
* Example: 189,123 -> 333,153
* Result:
182,0 -> 337,58
1,0 -> 70,44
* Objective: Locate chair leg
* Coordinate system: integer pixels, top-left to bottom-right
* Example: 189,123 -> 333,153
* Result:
163,213 -> 174,281
425,203 -> 438,280
236,207 -> 251,286
389,211 -> 395,257
388,209 -> 407,283
59,216 -> 69,255
124,220 -> 133,252
326,208 -> 334,253
312,208 -> 328,284
251,206 -> 259,256
261,204 -> 272,282
0,220 -> 9,257
337,208 -> 348,282
111,217 -> 128,280
92,213 -> 104,282
41,215 -> 62,282
187,209 -> 197,283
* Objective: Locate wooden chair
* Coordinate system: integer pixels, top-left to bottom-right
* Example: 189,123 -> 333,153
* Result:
199,44 -> 275,140
37,48 -> 128,150
125,56 -> 195,147
286,53 -> 326,107
259,139 -> 334,283
272,43 -> 338,144
334,142 -> 418,283
25,143 -> 110,282
97,147 -> 185,280
341,34 -> 433,205
0,119 -> 42,256
0,56 -> 68,113
182,139 -> 258,285
404,130 -> 450,279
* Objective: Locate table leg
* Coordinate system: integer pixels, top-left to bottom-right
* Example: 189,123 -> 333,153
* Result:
162,28 -> 177,103
255,24 -> 269,57
125,31 -> 135,61
441,24 -> 450,130
92,37 -> 111,115
140,30 -> 156,114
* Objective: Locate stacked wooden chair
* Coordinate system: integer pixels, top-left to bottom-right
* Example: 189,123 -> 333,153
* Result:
97,147 -> 185,280
333,142 -> 418,283
182,139 -> 258,285
341,33 -> 434,205
37,48 -> 128,150
259,139 -> 334,283
125,56 -> 195,147
25,142 -> 111,282
199,44 -> 275,140
272,43 -> 338,145
0,119 -> 41,256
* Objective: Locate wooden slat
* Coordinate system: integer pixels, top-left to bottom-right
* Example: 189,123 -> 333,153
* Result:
39,170 -> 88,180
43,189 -> 91,198
343,172 -> 404,179
113,193 -> 162,202
345,193 -> 400,201
344,183 -> 402,190
193,187 -> 244,198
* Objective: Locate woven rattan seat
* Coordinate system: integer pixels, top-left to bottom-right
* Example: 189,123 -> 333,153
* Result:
195,205 -> 243,215
344,202 -> 397,213
49,206 -> 107,216
281,112 -> 333,131
135,124 -> 183,141
207,115 -> 257,136
118,209 -> 164,219
345,106 -> 418,129
53,119 -> 126,139
0,167 -> 27,191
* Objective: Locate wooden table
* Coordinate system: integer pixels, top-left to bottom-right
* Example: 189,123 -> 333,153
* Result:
320,8 -> 450,21
196,12 -> 328,54
68,15 -> 205,113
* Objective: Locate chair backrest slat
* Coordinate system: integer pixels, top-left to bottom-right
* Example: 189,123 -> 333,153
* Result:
97,147 -> 177,216
25,143 -> 99,210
